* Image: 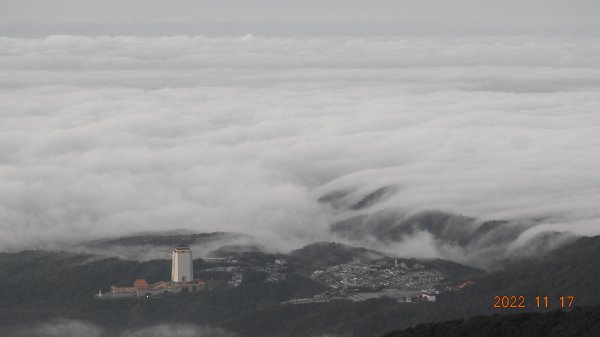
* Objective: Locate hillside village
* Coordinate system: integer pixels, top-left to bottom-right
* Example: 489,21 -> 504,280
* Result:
95,245 -> 470,305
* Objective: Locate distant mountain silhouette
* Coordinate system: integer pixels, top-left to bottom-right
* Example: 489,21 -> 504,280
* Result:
318,185 -> 398,210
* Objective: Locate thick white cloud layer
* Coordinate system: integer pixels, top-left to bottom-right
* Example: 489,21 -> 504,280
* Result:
1,36 -> 600,257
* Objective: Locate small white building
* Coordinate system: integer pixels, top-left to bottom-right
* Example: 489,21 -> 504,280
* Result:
172,247 -> 193,283
421,292 -> 436,302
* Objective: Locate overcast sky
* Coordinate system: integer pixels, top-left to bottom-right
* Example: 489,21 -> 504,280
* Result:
2,0 -> 600,37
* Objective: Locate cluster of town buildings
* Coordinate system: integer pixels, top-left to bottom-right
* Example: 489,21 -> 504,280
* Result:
97,246 -> 205,299
277,260 -> 445,305
310,260 -> 445,291
282,288 -> 438,305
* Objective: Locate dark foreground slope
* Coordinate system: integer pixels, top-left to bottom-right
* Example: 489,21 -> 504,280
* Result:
383,305 -> 600,337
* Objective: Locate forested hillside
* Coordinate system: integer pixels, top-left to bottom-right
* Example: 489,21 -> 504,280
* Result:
383,306 -> 600,337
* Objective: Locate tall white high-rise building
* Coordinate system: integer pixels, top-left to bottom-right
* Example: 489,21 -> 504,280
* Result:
171,247 -> 193,283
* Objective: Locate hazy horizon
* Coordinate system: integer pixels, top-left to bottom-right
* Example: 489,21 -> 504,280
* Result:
2,0 -> 600,37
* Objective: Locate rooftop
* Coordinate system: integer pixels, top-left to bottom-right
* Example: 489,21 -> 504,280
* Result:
173,247 -> 192,252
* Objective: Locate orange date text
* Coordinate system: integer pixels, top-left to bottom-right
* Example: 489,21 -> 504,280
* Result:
493,295 -> 574,309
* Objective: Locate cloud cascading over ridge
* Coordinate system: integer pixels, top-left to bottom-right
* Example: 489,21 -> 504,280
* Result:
1,35 -> 600,259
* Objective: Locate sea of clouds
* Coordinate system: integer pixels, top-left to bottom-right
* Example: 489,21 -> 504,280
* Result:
1,35 -> 599,258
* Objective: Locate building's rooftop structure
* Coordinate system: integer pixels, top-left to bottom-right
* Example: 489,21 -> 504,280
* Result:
173,246 -> 192,252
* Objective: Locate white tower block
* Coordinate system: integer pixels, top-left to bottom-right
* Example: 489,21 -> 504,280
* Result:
172,247 -> 193,283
